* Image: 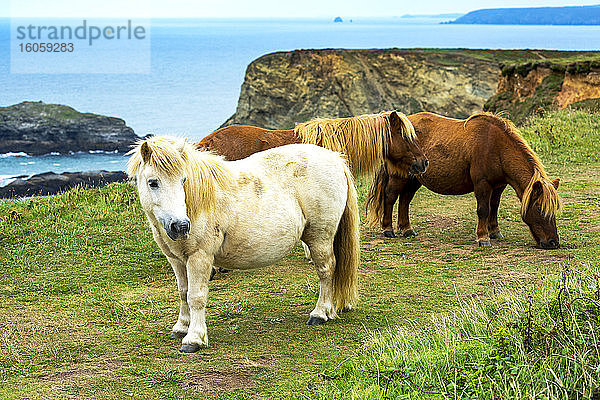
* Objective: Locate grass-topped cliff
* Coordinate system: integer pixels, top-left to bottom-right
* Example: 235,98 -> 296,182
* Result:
223,49 -> 600,130
0,109 -> 599,399
485,57 -> 600,124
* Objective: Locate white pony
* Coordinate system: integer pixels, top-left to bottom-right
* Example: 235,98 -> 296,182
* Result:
127,136 -> 360,353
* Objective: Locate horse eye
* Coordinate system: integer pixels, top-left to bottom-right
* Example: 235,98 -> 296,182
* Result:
148,179 -> 159,189
182,177 -> 186,185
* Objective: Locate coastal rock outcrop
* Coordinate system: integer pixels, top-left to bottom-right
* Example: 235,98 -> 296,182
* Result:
221,49 -> 500,129
0,170 -> 127,199
0,101 -> 139,155
485,60 -> 600,123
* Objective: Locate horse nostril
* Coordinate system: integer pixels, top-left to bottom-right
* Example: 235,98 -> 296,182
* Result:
170,221 -> 179,233
181,220 -> 190,234
548,239 -> 559,248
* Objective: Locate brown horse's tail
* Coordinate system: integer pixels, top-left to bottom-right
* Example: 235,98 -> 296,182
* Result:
365,162 -> 390,228
333,164 -> 360,312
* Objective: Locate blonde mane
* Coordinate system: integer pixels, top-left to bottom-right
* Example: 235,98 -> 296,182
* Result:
127,136 -> 234,220
466,112 -> 562,218
294,111 -> 416,176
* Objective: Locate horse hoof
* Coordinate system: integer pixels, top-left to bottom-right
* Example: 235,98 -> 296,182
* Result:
219,268 -> 232,273
179,343 -> 201,353
383,231 -> 396,238
489,232 -> 504,239
341,306 -> 352,313
403,230 -> 418,238
306,316 -> 326,325
478,240 -> 492,247
209,268 -> 217,281
170,331 -> 186,340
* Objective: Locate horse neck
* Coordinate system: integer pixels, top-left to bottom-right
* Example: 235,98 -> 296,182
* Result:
501,144 -> 539,200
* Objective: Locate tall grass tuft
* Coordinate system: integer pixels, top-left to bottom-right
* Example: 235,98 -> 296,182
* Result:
307,264 -> 600,399
520,109 -> 600,164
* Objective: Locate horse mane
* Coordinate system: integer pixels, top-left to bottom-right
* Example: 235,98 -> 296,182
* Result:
127,136 -> 234,220
294,111 -> 415,176
465,112 -> 562,218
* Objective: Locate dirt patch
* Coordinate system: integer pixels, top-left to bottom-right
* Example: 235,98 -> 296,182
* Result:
184,368 -> 255,394
424,215 -> 458,231
37,360 -> 123,382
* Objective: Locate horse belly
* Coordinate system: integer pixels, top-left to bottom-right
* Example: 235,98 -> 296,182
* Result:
214,200 -> 305,270
417,163 -> 474,195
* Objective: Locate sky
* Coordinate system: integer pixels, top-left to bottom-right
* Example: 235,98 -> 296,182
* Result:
4,0 -> 600,18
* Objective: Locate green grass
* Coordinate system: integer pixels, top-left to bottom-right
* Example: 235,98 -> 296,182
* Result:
0,110 -> 599,399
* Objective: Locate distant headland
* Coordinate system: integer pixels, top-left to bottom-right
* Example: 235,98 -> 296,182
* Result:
449,4 -> 600,25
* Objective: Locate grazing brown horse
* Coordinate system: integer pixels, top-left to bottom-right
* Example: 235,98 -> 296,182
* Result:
198,111 -> 429,178
365,112 -> 562,249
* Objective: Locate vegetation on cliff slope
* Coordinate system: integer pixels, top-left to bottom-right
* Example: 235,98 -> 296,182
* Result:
0,110 -> 598,399
485,57 -> 600,125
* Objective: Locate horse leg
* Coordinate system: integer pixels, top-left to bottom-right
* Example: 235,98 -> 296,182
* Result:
397,178 -> 422,238
305,242 -> 336,325
167,256 -> 190,339
382,175 -> 403,238
474,181 -> 493,246
488,185 -> 507,239
180,250 -> 213,353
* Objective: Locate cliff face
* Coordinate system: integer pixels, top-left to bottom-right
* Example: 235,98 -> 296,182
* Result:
0,101 -> 139,155
223,49 -> 500,129
485,61 -> 600,124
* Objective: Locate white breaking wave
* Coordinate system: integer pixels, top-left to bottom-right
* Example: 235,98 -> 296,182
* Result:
89,150 -> 119,154
0,152 -> 30,158
0,175 -> 17,187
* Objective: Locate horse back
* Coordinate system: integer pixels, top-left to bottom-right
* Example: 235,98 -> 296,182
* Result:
197,125 -> 300,161
407,112 -> 511,194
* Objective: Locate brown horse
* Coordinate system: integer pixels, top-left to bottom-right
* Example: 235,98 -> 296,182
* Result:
198,111 -> 429,178
365,112 -> 562,249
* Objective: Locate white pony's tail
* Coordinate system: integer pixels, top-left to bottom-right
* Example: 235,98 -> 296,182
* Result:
332,164 -> 360,312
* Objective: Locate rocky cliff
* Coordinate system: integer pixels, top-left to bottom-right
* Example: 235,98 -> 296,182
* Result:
223,49 -> 600,129
485,60 -> 600,124
222,49 -> 501,129
0,102 -> 139,155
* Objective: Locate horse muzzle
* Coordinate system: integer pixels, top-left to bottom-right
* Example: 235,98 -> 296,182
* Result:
540,238 -> 559,249
410,159 -> 429,175
164,218 -> 191,241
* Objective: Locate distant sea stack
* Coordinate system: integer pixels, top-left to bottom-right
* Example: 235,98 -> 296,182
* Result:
0,101 -> 139,155
334,16 -> 343,23
449,5 -> 600,25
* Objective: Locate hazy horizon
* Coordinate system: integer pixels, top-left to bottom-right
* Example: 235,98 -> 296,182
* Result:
3,0 -> 600,18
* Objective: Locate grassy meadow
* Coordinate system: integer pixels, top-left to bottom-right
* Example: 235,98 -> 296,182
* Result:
0,109 -> 599,399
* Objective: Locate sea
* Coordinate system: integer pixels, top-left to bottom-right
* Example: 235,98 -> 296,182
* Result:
1,17 -> 600,186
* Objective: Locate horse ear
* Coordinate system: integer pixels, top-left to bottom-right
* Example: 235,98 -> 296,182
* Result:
140,141 -> 152,163
531,180 -> 543,199
177,138 -> 187,153
552,178 -> 560,189
389,111 -> 401,131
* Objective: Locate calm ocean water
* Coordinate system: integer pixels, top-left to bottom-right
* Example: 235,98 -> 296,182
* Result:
1,17 -> 599,184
